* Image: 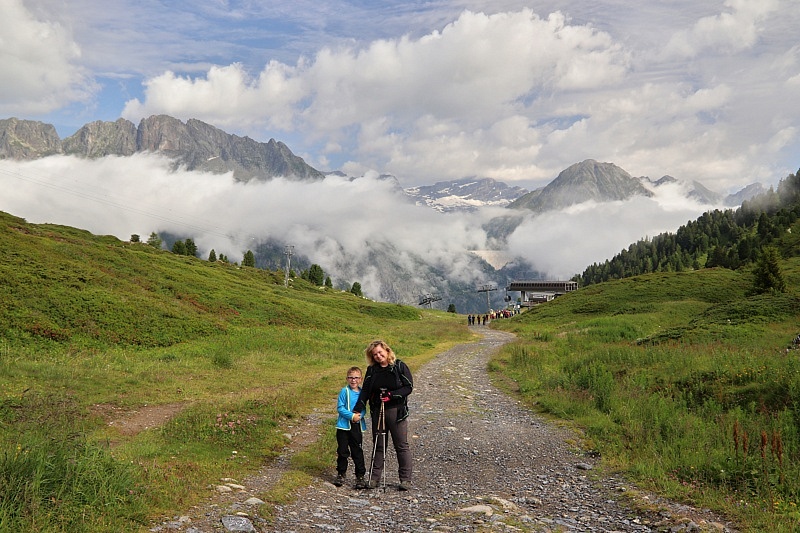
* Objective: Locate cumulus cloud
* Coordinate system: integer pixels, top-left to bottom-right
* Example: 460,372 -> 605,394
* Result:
112,2 -> 799,192
663,0 -> 779,58
123,62 -> 308,131
121,9 -> 630,183
0,0 -> 94,114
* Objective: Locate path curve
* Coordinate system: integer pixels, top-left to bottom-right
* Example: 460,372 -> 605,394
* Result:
153,328 -> 738,532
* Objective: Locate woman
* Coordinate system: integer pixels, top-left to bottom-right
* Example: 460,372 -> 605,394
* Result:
353,339 -> 413,490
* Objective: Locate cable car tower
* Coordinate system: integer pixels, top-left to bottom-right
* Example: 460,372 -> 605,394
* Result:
418,293 -> 442,308
476,284 -> 497,313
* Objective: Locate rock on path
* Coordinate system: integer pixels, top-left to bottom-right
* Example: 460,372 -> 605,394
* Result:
152,328 -> 738,532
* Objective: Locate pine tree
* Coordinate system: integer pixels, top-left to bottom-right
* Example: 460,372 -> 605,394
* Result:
242,250 -> 256,267
325,276 -> 333,288
185,238 -> 198,257
752,246 -> 787,293
147,232 -> 162,249
350,282 -> 363,297
172,240 -> 187,255
208,249 -> 217,262
308,264 -> 325,286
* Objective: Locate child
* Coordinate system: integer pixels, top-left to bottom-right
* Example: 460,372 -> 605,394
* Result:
334,366 -> 367,488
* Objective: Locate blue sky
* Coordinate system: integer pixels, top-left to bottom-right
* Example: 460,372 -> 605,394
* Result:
3,0 -> 799,191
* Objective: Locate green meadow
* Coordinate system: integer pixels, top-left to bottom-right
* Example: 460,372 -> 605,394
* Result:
492,258 -> 800,531
2,207 -> 800,531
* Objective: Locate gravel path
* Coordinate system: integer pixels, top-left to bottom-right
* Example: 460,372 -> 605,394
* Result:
153,328 -> 738,533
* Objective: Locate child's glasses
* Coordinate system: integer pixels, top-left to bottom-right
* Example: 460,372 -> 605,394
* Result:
347,376 -> 361,380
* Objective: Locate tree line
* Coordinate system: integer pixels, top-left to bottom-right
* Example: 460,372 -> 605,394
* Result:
578,168 -> 800,293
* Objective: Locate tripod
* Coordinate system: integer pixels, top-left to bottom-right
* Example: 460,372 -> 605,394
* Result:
367,399 -> 388,491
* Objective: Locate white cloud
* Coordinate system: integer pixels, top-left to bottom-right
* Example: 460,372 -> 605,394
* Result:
0,153 -> 736,298
0,0 -> 94,114
0,156 -> 493,298
121,9 -> 630,183
663,0 -> 780,59
123,62 -> 308,131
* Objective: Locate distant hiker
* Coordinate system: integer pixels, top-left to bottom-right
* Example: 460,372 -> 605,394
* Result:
354,339 -> 414,490
333,366 -> 367,488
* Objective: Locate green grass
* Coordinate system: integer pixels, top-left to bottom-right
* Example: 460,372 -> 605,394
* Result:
0,211 -> 471,531
492,259 -> 800,531
5,207 -> 800,531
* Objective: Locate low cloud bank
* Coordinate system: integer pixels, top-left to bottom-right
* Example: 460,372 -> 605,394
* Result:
0,155 -> 721,297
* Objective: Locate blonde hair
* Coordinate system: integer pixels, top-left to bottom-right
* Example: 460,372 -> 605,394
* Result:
364,339 -> 396,366
347,366 -> 362,376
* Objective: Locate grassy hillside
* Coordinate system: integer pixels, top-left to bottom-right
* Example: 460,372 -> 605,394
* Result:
0,210 -> 471,531
492,258 -> 800,531
4,207 -> 800,531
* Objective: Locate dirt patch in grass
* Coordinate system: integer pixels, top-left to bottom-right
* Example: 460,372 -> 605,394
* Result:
92,402 -> 188,437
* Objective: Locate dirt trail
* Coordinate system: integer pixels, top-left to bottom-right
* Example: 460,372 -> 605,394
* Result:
148,328 -> 737,532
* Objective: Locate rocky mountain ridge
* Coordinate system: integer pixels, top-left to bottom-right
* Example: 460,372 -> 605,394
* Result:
0,116 -> 325,182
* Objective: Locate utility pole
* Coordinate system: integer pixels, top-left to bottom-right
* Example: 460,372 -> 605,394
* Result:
283,245 -> 294,287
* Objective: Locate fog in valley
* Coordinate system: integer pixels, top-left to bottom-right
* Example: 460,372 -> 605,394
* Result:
1,154 -> 722,304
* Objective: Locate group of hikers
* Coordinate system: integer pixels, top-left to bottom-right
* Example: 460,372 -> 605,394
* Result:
467,314 -> 488,325
467,308 -> 517,326
334,339 -> 413,491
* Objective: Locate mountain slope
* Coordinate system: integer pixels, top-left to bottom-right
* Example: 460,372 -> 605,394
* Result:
0,210 -> 423,348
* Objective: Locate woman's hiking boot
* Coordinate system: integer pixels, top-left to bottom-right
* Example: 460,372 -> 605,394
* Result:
354,476 -> 366,489
333,474 -> 345,487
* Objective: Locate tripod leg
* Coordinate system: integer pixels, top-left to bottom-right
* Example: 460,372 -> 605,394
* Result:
368,423 -> 380,485
368,402 -> 387,489
381,425 -> 388,492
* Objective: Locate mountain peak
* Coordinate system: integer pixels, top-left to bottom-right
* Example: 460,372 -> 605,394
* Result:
509,159 -> 652,212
